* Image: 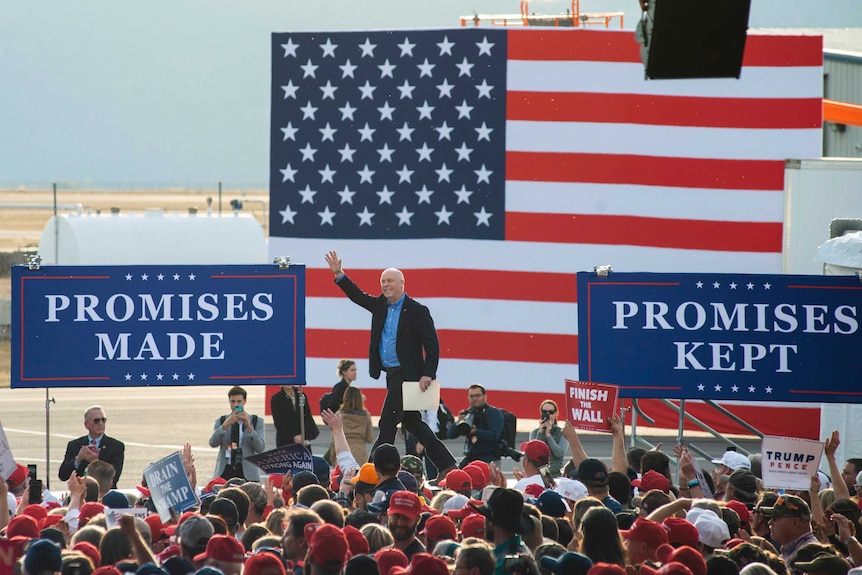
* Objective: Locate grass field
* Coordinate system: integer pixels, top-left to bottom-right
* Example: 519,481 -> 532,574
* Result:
0,187 -> 269,387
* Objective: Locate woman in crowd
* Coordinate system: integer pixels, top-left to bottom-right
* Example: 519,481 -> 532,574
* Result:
324,359 -> 358,413
528,400 -> 569,477
578,506 -> 627,567
327,386 -> 374,465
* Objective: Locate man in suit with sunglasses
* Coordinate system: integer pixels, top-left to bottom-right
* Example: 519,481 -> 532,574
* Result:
59,405 -> 125,488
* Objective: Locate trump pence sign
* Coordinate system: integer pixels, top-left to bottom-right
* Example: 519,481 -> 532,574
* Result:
11,264 -> 305,387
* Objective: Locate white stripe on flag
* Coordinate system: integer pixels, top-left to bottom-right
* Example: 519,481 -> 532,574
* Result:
307,297 -> 578,335
505,182 -> 784,223
505,120 -> 821,160
507,61 -> 823,99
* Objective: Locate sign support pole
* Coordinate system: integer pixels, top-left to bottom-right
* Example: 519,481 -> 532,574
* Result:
45,389 -> 55,490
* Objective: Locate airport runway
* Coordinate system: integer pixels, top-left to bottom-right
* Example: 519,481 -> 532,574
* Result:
0,386 -> 763,492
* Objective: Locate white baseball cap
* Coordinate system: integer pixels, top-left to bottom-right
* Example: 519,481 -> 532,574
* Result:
554,478 -> 589,502
711,451 -> 751,471
687,507 -> 730,549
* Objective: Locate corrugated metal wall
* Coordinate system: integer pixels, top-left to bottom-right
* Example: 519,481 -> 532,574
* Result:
824,50 -> 862,158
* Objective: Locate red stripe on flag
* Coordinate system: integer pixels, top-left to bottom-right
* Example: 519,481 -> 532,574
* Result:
306,269 -> 579,303
743,35 -> 823,67
506,151 -> 786,190
506,212 -> 782,253
507,92 -> 822,129
507,29 -> 823,67
507,29 -> 640,63
308,329 -> 578,364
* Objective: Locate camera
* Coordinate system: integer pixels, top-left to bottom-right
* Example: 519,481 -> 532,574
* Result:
539,464 -> 554,488
457,411 -> 476,436
541,411 -> 550,423
496,440 -> 524,462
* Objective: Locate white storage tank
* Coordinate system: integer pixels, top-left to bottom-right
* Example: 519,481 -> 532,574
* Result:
38,209 -> 267,265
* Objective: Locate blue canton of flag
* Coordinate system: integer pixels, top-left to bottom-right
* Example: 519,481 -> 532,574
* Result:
270,29 -> 507,240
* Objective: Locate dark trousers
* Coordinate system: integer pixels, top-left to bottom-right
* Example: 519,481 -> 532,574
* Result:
371,367 -> 456,472
405,431 -> 439,480
220,463 -> 245,481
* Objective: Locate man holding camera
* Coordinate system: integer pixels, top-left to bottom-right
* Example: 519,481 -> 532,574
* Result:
209,386 -> 265,481
447,384 -> 504,466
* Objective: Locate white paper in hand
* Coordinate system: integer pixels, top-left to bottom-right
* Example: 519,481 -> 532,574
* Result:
402,380 -> 440,411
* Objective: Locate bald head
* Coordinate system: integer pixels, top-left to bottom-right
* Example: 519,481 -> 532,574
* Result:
380,268 -> 405,303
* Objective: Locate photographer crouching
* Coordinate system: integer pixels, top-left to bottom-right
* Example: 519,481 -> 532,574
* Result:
447,384 -> 504,466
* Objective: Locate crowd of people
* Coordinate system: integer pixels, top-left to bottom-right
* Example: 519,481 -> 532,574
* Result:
5,257 -> 862,575
4,398 -> 862,575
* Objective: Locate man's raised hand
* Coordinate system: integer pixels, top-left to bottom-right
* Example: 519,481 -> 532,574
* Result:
325,251 -> 343,276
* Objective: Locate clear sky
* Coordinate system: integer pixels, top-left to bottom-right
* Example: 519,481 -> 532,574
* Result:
1,0 -> 860,188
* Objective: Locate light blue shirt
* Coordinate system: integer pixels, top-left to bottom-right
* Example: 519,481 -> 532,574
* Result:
379,293 -> 405,367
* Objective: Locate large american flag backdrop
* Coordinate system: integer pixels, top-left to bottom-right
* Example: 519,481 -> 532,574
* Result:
268,28 -> 824,438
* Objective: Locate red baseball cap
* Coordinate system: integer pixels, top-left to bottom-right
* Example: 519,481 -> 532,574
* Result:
621,518 -> 670,549
632,470 -> 671,494
466,461 -> 491,484
460,514 -> 486,539
448,499 -> 482,520
6,463 -> 29,489
342,524 -> 370,556
79,502 -> 105,527
462,465 -> 487,490
392,552 -> 450,575
72,542 -> 101,571
306,524 -> 349,568
193,534 -> 246,564
422,515 -> 457,541
439,469 -> 472,492
204,477 -> 228,493
7,515 -> 40,539
157,545 -> 182,563
656,544 -> 707,575
145,514 -> 167,541
245,552 -> 287,575
375,548 -> 408,575
724,501 -> 751,528
43,514 -> 63,528
387,490 -> 422,521
524,484 -> 545,499
663,517 -> 699,548
23,504 -> 48,529
522,440 -> 550,466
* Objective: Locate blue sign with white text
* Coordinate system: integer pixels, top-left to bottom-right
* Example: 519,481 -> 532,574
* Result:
11,264 -> 305,388
245,443 -> 313,476
143,451 -> 199,522
577,272 -> 862,403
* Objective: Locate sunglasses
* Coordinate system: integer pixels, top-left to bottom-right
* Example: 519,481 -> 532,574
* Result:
91,417 -> 107,424
541,410 -> 556,415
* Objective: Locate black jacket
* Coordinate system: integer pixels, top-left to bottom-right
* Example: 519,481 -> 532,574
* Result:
326,379 -> 350,413
271,387 -> 320,448
59,435 -> 125,487
335,274 -> 439,381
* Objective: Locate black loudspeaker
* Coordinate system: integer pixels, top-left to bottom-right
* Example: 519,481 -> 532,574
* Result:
637,0 -> 751,80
